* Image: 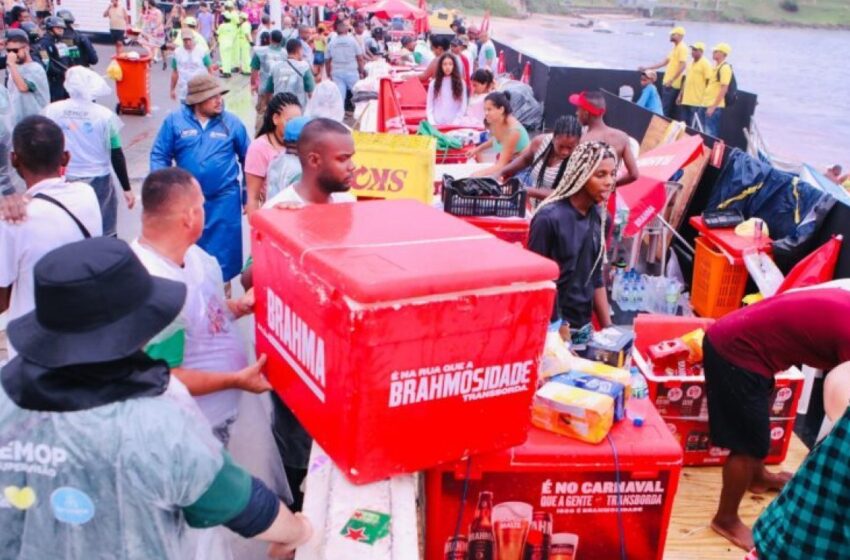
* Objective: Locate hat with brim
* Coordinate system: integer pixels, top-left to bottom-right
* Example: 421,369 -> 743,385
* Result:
8,238 -> 186,369
670,26 -> 685,37
713,42 -> 732,55
185,74 -> 229,105
181,29 -> 194,39
691,41 -> 705,52
641,69 -> 657,81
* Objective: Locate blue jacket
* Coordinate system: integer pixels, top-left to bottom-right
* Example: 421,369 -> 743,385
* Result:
150,105 -> 250,280
636,84 -> 664,115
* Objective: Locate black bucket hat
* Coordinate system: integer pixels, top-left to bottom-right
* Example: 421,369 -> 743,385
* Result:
8,237 -> 186,368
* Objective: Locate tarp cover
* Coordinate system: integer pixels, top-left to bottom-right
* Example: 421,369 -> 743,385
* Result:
706,148 -> 835,249
501,80 -> 544,132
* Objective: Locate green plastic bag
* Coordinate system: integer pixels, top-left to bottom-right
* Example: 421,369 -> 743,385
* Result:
416,120 -> 463,152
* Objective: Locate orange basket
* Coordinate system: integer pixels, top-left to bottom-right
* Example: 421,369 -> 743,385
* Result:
691,236 -> 748,318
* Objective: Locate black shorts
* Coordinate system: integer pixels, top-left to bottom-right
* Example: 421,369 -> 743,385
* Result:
703,337 -> 774,459
110,29 -> 125,43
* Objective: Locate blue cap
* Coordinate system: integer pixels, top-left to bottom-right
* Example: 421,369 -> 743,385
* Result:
284,116 -> 312,143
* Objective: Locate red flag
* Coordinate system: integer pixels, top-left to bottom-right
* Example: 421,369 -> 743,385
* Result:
520,61 -> 531,84
497,50 -> 505,74
776,235 -> 843,294
377,77 -> 407,134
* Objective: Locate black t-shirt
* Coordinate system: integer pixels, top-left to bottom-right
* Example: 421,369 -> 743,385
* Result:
528,199 -> 604,327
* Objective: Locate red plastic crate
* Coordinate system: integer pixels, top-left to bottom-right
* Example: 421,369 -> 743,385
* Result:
664,416 -> 796,466
461,216 -> 530,248
251,200 -> 558,484
425,399 -> 683,560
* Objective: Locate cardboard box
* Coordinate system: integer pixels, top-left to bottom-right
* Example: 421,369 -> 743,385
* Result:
664,416 -> 796,466
425,399 -> 683,560
581,327 -> 635,368
251,200 -> 558,484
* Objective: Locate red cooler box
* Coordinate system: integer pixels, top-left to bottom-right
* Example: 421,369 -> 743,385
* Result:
251,200 -> 558,484
462,216 -> 531,248
425,399 -> 683,560
664,416 -> 796,466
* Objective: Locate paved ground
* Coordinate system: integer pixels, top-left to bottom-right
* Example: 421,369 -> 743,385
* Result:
2,45 -> 284,559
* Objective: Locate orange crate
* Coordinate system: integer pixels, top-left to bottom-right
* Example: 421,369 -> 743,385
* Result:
691,236 -> 748,318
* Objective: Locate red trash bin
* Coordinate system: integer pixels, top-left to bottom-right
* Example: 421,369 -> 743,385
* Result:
113,54 -> 151,115
250,200 -> 558,484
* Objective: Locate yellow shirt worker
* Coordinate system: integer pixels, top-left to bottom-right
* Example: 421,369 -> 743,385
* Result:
678,41 -> 712,127
638,26 -> 689,119
703,43 -> 734,137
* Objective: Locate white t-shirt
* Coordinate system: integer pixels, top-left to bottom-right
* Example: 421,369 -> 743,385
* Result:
42,99 -> 123,178
132,241 -> 248,427
263,184 -> 356,208
0,178 -> 103,358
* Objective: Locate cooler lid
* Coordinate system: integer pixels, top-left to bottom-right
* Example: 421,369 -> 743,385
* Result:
251,200 -> 558,303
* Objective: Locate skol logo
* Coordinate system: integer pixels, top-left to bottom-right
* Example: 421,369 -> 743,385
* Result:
351,167 -> 408,193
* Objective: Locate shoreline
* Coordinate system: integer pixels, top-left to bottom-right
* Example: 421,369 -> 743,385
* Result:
464,8 -> 850,32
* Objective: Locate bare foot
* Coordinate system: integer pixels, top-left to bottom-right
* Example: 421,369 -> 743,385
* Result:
711,517 -> 754,551
749,470 -> 793,494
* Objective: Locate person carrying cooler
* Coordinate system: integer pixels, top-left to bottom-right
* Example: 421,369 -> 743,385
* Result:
0,236 -> 313,559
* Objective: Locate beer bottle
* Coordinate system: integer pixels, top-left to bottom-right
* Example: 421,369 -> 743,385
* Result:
444,535 -> 469,560
523,511 -> 553,560
468,491 -> 495,560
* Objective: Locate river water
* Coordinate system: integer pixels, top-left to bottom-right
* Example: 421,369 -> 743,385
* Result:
496,16 -> 850,169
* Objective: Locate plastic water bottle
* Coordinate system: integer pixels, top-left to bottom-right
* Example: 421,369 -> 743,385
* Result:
636,275 -> 647,312
630,366 -> 648,399
611,268 -> 624,304
665,281 -> 680,315
624,283 -> 636,312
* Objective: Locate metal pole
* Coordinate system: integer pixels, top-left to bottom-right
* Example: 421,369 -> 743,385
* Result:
270,0 -> 282,27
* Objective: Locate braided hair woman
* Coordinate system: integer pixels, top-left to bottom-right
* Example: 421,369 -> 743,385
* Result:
528,141 -> 618,343
244,92 -> 302,214
499,115 -> 583,204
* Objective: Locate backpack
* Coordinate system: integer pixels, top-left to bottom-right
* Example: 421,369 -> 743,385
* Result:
717,62 -> 738,107
273,59 -> 307,106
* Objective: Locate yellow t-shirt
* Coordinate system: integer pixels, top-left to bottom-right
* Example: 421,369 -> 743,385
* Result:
665,42 -> 689,89
681,57 -> 712,107
703,62 -> 733,109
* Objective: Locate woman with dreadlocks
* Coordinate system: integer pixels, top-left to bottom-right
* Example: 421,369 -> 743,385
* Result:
528,141 -> 618,343
498,115 -> 583,204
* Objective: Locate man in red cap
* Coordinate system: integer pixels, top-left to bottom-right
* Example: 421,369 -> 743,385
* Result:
569,91 -> 639,186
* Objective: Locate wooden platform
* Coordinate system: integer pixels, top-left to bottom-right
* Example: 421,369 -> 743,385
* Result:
664,434 -> 810,559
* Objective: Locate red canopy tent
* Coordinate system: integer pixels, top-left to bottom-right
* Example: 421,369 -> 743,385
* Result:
609,134 -> 704,237
357,0 -> 427,19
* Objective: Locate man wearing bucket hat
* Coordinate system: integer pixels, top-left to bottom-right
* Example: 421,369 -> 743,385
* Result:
677,41 -> 712,129
151,74 -> 250,283
639,26 -> 688,120
0,237 -> 313,558
703,42 -> 734,138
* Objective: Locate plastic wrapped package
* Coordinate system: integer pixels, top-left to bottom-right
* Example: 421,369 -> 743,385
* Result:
539,330 -> 575,381
306,81 -> 345,123
550,372 -> 626,421
570,356 -> 632,400
531,382 -> 614,444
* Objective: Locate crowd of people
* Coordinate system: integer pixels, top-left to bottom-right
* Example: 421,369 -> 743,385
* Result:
0,4 -> 848,560
637,26 -> 735,137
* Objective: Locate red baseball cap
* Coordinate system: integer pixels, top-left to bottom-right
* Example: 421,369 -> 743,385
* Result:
569,91 -> 605,116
